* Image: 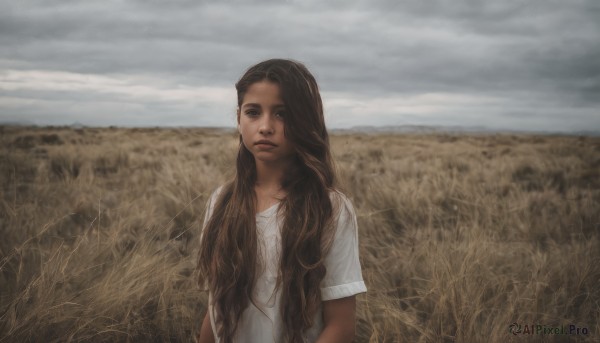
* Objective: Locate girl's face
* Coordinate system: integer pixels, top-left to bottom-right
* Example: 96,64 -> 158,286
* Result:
237,80 -> 296,166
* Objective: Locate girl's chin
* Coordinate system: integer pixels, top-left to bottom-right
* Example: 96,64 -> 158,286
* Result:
254,155 -> 280,162
253,154 -> 293,164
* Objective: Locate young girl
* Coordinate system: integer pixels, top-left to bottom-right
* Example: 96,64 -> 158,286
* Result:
197,59 -> 366,343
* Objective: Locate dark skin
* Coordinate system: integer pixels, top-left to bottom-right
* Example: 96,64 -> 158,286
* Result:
316,296 -> 357,342
196,311 -> 214,343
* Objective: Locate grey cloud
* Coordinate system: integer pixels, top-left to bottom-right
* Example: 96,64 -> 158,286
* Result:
0,0 -> 598,130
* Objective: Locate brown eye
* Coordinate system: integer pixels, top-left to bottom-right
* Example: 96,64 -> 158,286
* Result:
245,109 -> 259,116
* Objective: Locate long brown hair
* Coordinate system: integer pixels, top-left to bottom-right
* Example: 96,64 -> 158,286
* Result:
198,59 -> 342,342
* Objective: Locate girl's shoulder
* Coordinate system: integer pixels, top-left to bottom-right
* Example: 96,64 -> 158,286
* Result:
205,185 -> 227,214
328,189 -> 356,220
208,184 -> 227,202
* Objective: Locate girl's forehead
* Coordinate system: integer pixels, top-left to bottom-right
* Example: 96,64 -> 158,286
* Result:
242,81 -> 284,105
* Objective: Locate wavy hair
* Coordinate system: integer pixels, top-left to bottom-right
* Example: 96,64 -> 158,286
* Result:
197,58 -> 342,342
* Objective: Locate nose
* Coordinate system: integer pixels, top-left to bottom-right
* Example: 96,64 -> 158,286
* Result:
258,112 -> 275,135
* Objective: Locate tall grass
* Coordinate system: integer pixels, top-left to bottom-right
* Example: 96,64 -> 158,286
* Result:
1,126 -> 598,342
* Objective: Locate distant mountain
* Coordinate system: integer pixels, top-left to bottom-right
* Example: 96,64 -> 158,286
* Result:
330,125 -> 600,136
570,130 -> 600,137
0,119 -> 37,126
70,122 -> 86,129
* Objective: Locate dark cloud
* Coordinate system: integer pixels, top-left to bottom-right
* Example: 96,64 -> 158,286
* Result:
0,0 -> 598,131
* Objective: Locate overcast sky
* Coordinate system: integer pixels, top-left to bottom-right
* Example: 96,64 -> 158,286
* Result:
1,0 -> 598,132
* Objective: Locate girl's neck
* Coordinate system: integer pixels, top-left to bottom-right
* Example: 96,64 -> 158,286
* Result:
254,157 -> 292,191
254,161 -> 287,213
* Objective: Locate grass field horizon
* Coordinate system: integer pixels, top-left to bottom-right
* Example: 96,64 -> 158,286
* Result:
1,125 -> 598,342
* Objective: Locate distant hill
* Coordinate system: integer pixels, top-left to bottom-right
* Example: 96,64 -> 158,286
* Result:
330,125 -> 600,136
69,122 -> 86,129
1,121 -> 597,136
0,119 -> 38,127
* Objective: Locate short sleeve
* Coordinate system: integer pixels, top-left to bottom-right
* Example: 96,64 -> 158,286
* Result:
320,192 -> 367,301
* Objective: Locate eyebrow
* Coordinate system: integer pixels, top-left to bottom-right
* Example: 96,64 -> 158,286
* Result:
242,103 -> 285,109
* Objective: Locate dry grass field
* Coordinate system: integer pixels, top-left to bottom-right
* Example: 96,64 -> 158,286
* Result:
1,125 -> 599,342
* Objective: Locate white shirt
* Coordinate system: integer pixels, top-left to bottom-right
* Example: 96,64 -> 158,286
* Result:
201,186 -> 367,342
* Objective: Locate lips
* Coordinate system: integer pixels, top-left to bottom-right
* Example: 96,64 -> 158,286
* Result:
255,140 -> 277,146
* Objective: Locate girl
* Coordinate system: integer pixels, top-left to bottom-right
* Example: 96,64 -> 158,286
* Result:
197,59 -> 366,343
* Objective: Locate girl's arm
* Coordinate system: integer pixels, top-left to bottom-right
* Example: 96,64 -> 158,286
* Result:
316,296 -> 356,343
196,311 -> 215,343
